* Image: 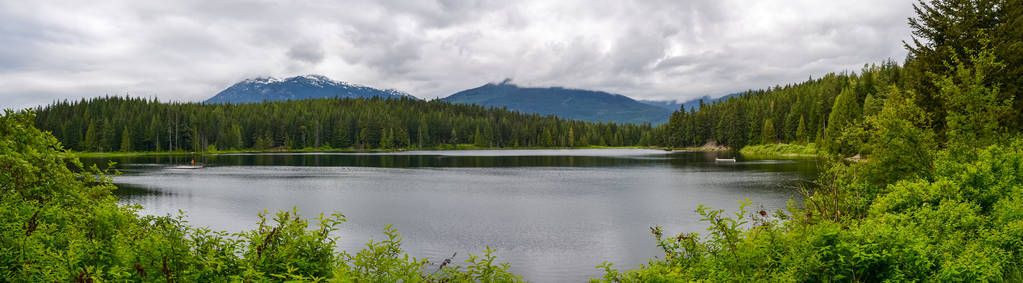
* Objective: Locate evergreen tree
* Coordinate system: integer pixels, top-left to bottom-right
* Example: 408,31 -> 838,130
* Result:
396,127 -> 410,149
417,119 -> 429,148
863,93 -> 883,117
715,103 -> 747,149
148,117 -> 161,151
380,128 -> 393,149
934,41 -> 1010,153
795,116 -> 807,144
359,128 -> 369,148
824,87 -> 862,155
473,127 -> 486,147
541,128 -> 555,147
567,127 -> 575,147
101,120 -> 115,152
33,96 -> 653,152
83,121 -> 99,152
230,124 -> 244,149
761,119 -> 776,145
335,120 -> 351,148
119,126 -> 132,152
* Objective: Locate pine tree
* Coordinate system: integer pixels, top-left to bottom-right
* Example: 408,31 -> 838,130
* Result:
230,124 -> 244,149
824,86 -> 861,154
567,127 -> 575,147
83,121 -> 99,152
715,103 -> 747,149
863,93 -> 883,117
473,127 -> 486,147
935,42 -> 1009,152
541,128 -> 554,147
380,128 -> 394,149
795,116 -> 807,144
335,120 -> 351,148
761,119 -> 776,145
396,127 -> 410,148
417,118 -> 429,148
101,120 -> 115,152
119,126 -> 132,152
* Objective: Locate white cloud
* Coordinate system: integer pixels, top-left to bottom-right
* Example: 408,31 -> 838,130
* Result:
0,0 -> 916,110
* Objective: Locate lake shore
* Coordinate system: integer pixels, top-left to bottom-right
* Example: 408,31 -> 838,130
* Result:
69,145 -> 670,158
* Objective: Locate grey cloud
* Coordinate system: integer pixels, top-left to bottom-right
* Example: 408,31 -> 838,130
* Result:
287,41 -> 325,64
0,0 -> 916,110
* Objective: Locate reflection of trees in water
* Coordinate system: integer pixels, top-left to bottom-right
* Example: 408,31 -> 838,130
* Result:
81,152 -> 818,179
113,184 -> 168,199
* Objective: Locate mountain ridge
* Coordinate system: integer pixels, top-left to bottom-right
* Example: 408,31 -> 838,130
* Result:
441,81 -> 672,124
639,92 -> 743,112
205,74 -> 414,104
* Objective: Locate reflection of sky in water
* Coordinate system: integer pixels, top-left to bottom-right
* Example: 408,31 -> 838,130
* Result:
102,150 -> 815,282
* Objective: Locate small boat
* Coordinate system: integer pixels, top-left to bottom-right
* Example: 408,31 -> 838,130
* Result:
715,158 -> 737,162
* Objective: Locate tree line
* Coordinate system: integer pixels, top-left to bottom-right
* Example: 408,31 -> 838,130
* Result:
663,61 -> 904,151
33,97 -> 657,152
599,0 -> 1023,281
661,0 -> 1021,154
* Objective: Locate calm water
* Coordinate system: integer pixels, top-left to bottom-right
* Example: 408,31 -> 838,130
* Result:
86,149 -> 816,282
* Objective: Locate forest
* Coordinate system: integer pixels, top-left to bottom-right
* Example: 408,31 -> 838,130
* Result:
3,0 -> 1023,281
596,0 -> 1023,281
33,96 -> 657,152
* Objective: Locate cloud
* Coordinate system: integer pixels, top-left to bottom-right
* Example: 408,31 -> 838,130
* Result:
0,0 -> 916,109
287,41 -> 326,65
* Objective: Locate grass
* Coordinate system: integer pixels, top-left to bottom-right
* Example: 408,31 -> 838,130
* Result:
739,143 -> 819,159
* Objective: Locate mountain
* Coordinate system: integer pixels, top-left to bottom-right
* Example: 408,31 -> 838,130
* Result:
442,81 -> 672,124
205,75 -> 415,104
639,92 -> 743,112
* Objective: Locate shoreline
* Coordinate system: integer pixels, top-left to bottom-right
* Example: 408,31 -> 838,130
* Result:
68,145 -> 671,158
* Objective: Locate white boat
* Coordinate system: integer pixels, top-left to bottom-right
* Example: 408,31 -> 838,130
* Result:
715,158 -> 737,162
170,165 -> 204,169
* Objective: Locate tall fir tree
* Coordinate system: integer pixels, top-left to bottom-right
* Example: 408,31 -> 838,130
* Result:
795,116 -> 808,144
119,126 -> 132,152
761,119 -> 776,145
824,86 -> 862,155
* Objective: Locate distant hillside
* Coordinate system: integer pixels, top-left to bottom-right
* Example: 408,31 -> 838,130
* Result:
442,81 -> 672,124
639,92 -> 743,112
205,75 -> 414,104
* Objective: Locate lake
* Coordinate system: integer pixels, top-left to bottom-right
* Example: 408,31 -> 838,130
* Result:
85,149 -> 816,282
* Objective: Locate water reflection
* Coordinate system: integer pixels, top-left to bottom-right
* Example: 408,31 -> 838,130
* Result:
83,149 -> 815,282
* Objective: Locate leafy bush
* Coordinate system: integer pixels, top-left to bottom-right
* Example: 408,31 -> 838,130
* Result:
0,110 -> 522,282
597,141 -> 1023,281
739,143 -> 819,159
597,39 -> 1023,282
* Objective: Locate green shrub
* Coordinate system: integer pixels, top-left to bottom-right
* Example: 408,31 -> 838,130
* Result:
0,110 -> 522,282
739,143 -> 819,159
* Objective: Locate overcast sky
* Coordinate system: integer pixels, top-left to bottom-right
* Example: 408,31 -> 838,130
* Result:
0,0 -> 917,110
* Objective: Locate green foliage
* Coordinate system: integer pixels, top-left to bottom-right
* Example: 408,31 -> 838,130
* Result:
761,119 -> 776,145
35,97 -> 652,152
598,141 -> 1023,281
119,126 -> 132,152
824,86 -> 862,155
605,4 -> 1023,280
0,110 -> 522,281
934,39 -> 1011,154
739,143 -> 818,159
661,62 -> 902,150
794,115 -> 807,144
860,86 -> 936,185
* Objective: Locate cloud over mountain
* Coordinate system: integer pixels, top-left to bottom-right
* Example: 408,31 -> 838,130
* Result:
0,0 -> 915,110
